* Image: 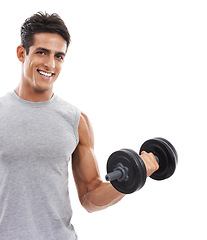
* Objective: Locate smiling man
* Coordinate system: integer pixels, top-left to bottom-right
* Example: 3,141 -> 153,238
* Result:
0,12 -> 158,240
15,18 -> 68,101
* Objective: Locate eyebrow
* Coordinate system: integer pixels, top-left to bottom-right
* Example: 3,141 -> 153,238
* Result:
35,47 -> 66,57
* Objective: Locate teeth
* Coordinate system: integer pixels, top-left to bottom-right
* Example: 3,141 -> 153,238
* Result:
38,70 -> 53,77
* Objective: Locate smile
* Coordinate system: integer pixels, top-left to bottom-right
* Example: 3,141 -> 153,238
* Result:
37,69 -> 54,77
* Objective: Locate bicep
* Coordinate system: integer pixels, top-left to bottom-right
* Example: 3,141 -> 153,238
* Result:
72,113 -> 102,202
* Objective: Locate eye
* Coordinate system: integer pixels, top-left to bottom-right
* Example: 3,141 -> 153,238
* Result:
36,51 -> 45,55
56,54 -> 64,60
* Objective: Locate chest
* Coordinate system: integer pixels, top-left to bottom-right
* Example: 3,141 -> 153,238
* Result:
0,107 -> 77,165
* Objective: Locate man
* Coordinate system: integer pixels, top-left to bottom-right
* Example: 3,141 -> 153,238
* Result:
0,12 -> 159,239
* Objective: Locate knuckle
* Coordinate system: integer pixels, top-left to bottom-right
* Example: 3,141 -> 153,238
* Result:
155,161 -> 159,170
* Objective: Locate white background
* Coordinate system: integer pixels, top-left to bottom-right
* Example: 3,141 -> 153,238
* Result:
0,0 -> 206,239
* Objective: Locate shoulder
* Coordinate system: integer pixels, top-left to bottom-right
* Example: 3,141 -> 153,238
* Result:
0,92 -> 13,109
0,92 -> 11,102
78,112 -> 94,147
54,95 -> 81,122
79,112 -> 92,129
55,95 -> 78,113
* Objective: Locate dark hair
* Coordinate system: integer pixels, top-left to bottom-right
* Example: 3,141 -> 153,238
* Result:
21,12 -> 70,54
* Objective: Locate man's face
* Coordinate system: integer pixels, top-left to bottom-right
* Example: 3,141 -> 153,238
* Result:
19,32 -> 67,92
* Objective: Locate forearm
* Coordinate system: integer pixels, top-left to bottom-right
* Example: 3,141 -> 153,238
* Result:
81,181 -> 125,213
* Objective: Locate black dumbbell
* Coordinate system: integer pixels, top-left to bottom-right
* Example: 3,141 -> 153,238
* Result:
105,138 -> 178,194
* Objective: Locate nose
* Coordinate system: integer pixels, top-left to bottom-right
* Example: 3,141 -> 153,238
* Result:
45,55 -> 55,70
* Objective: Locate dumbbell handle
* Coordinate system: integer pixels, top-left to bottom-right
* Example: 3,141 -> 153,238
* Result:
105,170 -> 122,182
105,162 -> 129,182
155,156 -> 159,164
105,154 -> 159,182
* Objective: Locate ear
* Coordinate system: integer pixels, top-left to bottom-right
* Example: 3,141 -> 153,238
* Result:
17,45 -> 26,62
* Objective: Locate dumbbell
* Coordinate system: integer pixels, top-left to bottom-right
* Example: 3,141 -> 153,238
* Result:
105,138 -> 178,194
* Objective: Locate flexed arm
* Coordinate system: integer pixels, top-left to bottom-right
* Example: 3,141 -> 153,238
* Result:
72,112 -> 158,213
72,112 -> 125,213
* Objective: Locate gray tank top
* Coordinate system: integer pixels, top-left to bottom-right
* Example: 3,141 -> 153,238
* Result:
0,91 -> 80,240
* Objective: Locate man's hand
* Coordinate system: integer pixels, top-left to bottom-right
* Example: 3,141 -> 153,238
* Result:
140,151 -> 159,177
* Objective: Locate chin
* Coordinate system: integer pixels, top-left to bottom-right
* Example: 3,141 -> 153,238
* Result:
33,72 -> 57,91
34,82 -> 53,93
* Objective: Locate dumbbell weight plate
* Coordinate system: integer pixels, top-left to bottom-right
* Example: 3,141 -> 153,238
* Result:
139,138 -> 178,180
106,149 -> 147,194
152,137 -> 178,180
155,137 -> 178,161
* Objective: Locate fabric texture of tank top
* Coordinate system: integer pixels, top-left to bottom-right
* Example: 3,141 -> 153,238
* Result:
0,91 -> 80,240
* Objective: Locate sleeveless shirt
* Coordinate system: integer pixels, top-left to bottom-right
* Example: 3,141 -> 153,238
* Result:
0,91 -> 80,240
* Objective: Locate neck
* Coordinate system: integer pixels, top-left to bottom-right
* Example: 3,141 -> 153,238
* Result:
14,81 -> 54,102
